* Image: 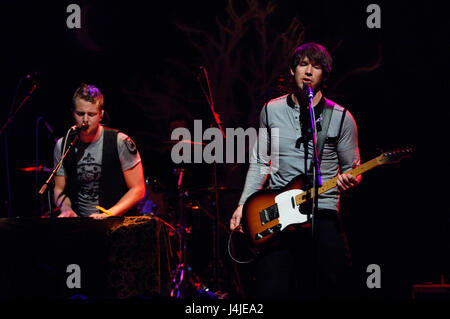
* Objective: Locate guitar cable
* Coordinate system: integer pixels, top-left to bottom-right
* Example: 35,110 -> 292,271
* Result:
227,226 -> 257,264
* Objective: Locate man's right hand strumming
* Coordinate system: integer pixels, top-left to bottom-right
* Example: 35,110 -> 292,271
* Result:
230,204 -> 244,233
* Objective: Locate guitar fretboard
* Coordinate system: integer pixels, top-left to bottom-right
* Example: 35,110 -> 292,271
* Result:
295,157 -> 380,205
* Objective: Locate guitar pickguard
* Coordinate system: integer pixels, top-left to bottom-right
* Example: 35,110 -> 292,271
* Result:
274,189 -> 309,231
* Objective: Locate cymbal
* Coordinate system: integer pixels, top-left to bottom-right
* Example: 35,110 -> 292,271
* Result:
160,139 -> 206,146
143,139 -> 206,152
17,165 -> 51,173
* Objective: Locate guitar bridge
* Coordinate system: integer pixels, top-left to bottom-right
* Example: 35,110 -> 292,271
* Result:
255,224 -> 282,240
259,204 -> 279,225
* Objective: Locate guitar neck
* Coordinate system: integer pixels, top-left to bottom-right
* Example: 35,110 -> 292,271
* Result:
319,157 -> 380,194
296,157 -> 381,205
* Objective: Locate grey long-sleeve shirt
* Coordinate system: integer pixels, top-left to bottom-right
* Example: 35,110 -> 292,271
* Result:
238,94 -> 360,212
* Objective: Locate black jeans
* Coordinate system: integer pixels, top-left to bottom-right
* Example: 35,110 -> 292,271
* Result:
250,209 -> 352,299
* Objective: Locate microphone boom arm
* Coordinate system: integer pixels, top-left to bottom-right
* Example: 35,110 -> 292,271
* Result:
0,84 -> 37,136
38,134 -> 78,195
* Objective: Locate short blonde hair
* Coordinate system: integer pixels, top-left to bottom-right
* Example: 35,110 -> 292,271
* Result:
72,83 -> 104,110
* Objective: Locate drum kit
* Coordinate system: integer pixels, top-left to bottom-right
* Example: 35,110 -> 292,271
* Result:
137,138 -> 242,298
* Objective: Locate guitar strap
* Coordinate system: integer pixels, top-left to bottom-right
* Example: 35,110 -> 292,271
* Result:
264,97 -> 347,171
308,99 -> 347,173
316,99 -> 334,163
265,102 -> 271,156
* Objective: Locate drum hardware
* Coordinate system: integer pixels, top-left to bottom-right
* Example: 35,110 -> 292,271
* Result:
167,167 -> 232,298
168,168 -> 198,298
187,186 -> 240,194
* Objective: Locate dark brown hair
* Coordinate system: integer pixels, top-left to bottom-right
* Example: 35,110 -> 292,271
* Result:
290,42 -> 333,81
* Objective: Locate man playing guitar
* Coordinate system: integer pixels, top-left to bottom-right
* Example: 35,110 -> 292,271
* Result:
230,42 -> 360,299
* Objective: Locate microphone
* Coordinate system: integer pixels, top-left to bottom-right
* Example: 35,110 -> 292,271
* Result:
70,122 -> 89,132
197,65 -> 205,82
42,119 -> 58,143
303,82 -> 314,99
43,120 -> 54,135
25,72 -> 39,83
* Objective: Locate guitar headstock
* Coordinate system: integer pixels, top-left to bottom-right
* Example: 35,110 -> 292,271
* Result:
376,146 -> 413,165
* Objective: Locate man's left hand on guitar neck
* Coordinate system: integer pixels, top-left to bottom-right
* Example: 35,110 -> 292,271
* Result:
336,161 -> 361,193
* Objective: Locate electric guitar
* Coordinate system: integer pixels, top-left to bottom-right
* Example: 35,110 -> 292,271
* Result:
242,147 -> 413,247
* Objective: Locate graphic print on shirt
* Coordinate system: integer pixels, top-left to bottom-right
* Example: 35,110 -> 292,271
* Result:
76,152 -> 101,201
124,136 -> 137,155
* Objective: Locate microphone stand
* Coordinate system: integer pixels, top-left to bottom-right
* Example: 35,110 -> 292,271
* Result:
0,84 -> 37,136
197,66 -> 225,291
38,134 -> 78,196
304,84 -> 322,235
35,117 -> 58,217
304,84 -> 322,296
1,81 -> 37,217
35,116 -> 46,217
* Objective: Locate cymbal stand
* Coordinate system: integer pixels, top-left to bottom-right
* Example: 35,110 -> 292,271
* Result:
169,168 -> 194,298
169,168 -> 183,297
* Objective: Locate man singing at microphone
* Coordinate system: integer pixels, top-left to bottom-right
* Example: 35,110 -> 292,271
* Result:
53,83 -> 145,219
229,43 -> 361,299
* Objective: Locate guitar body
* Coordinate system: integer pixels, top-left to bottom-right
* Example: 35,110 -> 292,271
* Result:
242,175 -> 311,247
240,146 -> 412,248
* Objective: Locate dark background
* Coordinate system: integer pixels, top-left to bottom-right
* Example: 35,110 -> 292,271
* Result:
0,0 -> 448,299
